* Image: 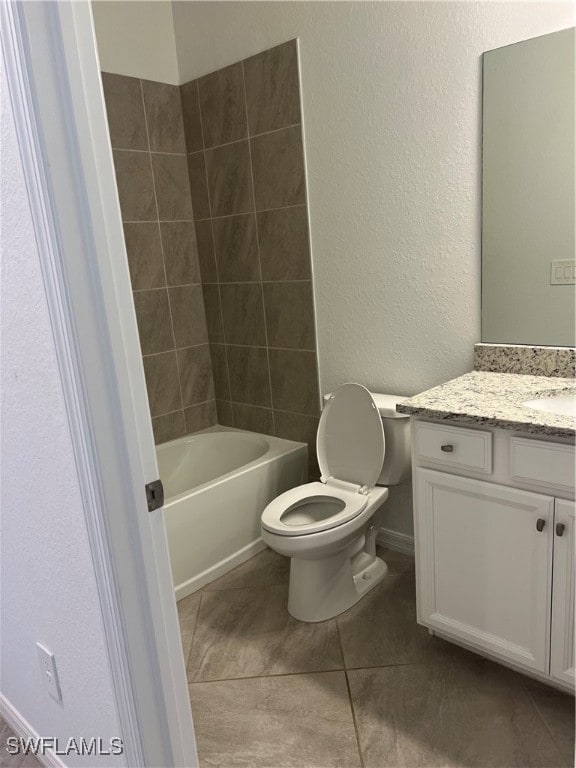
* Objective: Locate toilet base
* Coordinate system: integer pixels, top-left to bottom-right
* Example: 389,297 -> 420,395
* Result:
287,546 -> 388,623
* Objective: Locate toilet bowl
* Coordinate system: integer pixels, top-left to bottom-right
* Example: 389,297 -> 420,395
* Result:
261,382 -> 410,622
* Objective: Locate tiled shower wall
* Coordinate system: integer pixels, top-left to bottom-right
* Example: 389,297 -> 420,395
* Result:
102,40 -> 321,473
102,73 -> 217,444
181,40 -> 321,475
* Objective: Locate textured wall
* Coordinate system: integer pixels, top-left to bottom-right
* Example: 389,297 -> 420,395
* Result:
102,73 -> 218,443
92,1 -> 179,84
172,0 -> 573,535
182,41 -> 321,476
1,64 -> 124,765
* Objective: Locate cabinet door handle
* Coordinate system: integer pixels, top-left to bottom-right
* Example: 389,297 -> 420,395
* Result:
556,523 -> 565,537
536,518 -> 546,532
440,444 -> 454,453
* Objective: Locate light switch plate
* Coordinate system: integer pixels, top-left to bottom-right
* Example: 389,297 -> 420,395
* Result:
550,259 -> 576,285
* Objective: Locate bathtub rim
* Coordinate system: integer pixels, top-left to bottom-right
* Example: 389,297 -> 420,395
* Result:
157,425 -> 307,507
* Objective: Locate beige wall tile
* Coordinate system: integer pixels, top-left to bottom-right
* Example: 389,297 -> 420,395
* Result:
205,141 -> 254,216
123,223 -> 165,289
142,80 -> 186,153
102,72 -> 148,151
250,126 -> 305,210
198,63 -> 248,148
244,40 -> 301,135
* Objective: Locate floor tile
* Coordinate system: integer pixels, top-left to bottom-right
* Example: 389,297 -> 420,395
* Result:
203,548 -> 289,592
187,584 -> 343,682
377,546 -> 416,575
337,572 -> 444,669
189,672 -> 361,767
348,657 -> 567,768
0,719 -> 43,768
523,678 -> 575,765
177,591 -> 202,666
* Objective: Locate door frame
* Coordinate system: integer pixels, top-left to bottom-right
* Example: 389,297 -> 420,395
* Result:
1,2 -> 197,765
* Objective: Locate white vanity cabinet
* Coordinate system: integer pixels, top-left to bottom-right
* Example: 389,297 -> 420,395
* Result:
550,498 -> 575,686
412,420 -> 575,691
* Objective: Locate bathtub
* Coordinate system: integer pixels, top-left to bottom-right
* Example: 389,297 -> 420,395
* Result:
157,426 -> 307,600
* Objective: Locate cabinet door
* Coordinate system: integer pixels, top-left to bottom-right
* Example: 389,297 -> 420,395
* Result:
550,499 -> 575,688
415,468 -> 554,673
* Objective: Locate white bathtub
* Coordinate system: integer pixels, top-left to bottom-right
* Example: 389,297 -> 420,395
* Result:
157,426 -> 307,600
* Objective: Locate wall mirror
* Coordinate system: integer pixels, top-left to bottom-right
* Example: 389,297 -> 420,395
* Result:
481,27 -> 575,347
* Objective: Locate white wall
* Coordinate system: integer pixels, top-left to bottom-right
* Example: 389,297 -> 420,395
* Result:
0,64 -> 125,766
173,1 -> 572,399
92,0 -> 179,83
172,2 -> 572,535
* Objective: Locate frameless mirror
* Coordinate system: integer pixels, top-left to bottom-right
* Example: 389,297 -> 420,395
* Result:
481,28 -> 575,347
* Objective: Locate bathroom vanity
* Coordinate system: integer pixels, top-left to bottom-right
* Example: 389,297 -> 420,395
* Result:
398,362 -> 576,692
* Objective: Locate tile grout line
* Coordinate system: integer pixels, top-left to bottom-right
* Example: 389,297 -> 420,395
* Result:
142,343 -> 317,359
241,60 -> 276,433
519,679 -> 570,762
166,341 -> 316,353
206,201 -> 306,218
188,121 -> 302,155
194,401 -> 320,422
112,147 -> 188,157
194,80 -> 234,413
335,619 -> 366,768
139,78 -> 187,425
187,666 -> 346,687
123,219 -> 196,224
186,657 -> 441,685
123,200 -> 307,224
151,399 -> 217,422
142,343 -> 210,359
133,282 -> 203,293
202,279 -> 313,286
186,591 -> 204,673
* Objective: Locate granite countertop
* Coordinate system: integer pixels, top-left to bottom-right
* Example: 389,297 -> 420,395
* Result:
396,371 -> 576,439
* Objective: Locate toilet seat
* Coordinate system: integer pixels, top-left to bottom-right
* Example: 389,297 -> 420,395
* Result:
260,481 -> 368,536
261,384 -> 385,538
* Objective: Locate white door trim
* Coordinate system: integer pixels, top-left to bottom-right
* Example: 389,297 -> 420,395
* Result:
1,3 -> 197,766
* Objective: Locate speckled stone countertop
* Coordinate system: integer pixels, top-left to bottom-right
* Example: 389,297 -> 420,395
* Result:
396,371 -> 576,439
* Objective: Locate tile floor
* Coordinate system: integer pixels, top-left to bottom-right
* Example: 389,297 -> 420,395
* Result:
0,719 -> 42,768
180,547 -> 575,768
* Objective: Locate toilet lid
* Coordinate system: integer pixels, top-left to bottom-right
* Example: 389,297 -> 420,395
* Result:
318,383 -> 385,490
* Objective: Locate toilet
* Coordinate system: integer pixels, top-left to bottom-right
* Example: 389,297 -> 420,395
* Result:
261,382 -> 411,622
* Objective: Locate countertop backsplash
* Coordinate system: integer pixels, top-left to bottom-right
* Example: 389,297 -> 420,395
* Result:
474,343 -> 575,378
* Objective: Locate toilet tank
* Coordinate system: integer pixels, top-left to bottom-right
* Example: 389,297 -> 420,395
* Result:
369,393 -> 411,486
322,390 -> 411,486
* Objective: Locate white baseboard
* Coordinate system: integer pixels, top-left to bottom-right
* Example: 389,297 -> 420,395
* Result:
0,693 -> 66,768
174,538 -> 267,601
376,527 -> 415,556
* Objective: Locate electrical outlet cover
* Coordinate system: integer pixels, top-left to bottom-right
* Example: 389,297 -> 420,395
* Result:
36,642 -> 62,703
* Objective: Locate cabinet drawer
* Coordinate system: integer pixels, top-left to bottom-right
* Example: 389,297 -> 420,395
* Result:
510,438 -> 575,493
414,422 -> 492,474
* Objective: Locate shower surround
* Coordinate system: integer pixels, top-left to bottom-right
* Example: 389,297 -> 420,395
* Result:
103,40 -> 320,474
102,72 -> 217,444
